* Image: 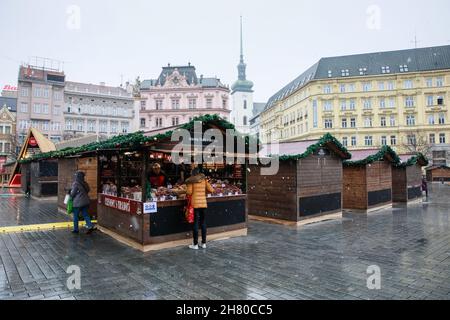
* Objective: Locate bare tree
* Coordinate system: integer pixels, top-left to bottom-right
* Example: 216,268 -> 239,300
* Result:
401,129 -> 432,155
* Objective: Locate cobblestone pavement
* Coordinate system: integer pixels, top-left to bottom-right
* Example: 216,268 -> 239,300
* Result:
0,184 -> 449,300
0,195 -> 70,227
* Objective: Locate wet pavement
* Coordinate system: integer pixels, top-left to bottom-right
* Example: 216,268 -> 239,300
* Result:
0,184 -> 449,300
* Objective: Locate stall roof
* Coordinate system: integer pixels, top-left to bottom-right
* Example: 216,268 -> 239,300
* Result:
344,146 -> 401,166
425,165 -> 450,171
397,153 -> 428,167
260,133 -> 351,161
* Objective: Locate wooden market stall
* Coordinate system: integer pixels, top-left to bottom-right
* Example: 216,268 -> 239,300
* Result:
343,146 -> 400,213
247,133 -> 351,225
392,154 -> 428,203
96,115 -> 250,251
426,165 -> 450,182
20,159 -> 58,197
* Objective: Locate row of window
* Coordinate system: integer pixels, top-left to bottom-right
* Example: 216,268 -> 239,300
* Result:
65,119 -> 130,133
283,109 -> 308,126
323,114 -> 446,129
140,98 -> 227,110
341,133 -> 447,147
322,96 -> 445,111
280,122 -> 309,139
0,141 -> 11,153
323,77 -> 445,94
0,125 -> 12,135
20,87 -> 63,100
18,120 -> 61,132
66,105 -> 130,117
19,103 -> 61,115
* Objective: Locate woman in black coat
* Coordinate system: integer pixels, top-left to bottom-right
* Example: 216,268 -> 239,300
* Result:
70,171 -> 96,234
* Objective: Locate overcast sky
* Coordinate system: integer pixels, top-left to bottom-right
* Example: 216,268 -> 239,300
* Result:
1,0 -> 449,102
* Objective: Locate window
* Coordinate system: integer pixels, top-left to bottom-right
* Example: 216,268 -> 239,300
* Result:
323,85 -> 332,94
428,114 -> 435,125
53,91 -> 62,101
439,113 -> 445,124
53,105 -> 60,115
437,96 -> 444,105
351,136 -> 357,146
350,118 -> 356,128
243,116 -> 247,126
20,87 -> 29,97
171,99 -> 180,109
341,69 -> 350,77
172,117 -> 179,126
407,134 -> 416,145
140,100 -> 146,109
364,117 -> 372,127
439,133 -> 446,144
110,121 -> 118,134
222,99 -> 227,109
327,70 -> 332,78
323,100 -> 333,111
34,87 -> 42,98
349,99 -> 356,110
140,118 -> 146,128
399,65 -> 409,72
363,99 -> 372,109
340,100 -> 347,111
65,119 -> 73,130
362,82 -> 372,92
342,118 -> 347,128
378,82 -> 385,91
155,99 -> 163,110
340,84 -> 346,93
359,67 -> 368,76
33,103 -> 41,113
155,118 -> 163,128
427,95 -> 434,106
76,120 -> 84,132
43,88 -> 49,98
389,98 -> 395,108
20,103 -> 28,113
365,136 -> 373,146
380,116 -> 386,127
99,121 -> 108,133
42,104 -> 49,114
381,66 -> 390,74
390,115 -> 396,126
387,81 -> 395,90
406,115 -> 415,126
324,119 -> 333,129
390,135 -> 397,146
312,100 -> 318,128
342,137 -> 348,147
426,78 -> 433,87
206,98 -> 213,108
436,77 -> 444,87
381,136 -> 387,146
348,83 -> 356,92
4,126 -> 11,134
429,134 -> 435,144
88,120 -> 96,132
379,98 -> 386,109
4,143 -> 10,153
188,99 -> 197,109
405,96 -> 415,108
404,80 -> 413,89
121,122 -> 129,133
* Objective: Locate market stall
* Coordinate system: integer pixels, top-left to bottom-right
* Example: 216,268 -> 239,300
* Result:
392,154 -> 428,203
20,159 -> 58,198
247,133 -> 351,225
96,115 -> 250,251
426,165 -> 450,182
343,147 -> 400,213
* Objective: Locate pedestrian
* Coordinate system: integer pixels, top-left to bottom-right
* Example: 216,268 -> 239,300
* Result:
421,176 -> 428,199
70,171 -> 96,234
185,167 -> 215,250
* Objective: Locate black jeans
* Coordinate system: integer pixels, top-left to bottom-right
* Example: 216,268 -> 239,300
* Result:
193,208 -> 206,245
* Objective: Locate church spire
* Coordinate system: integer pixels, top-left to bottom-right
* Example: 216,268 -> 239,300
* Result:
237,15 -> 247,81
231,15 -> 253,93
240,16 -> 244,64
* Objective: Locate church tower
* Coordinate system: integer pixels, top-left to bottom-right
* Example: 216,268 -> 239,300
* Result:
231,16 -> 254,134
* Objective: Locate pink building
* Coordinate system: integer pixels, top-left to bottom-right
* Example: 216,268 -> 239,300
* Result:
138,64 -> 230,131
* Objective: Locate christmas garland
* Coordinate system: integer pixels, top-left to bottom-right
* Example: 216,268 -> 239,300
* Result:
396,153 -> 429,168
343,145 -> 401,167
20,114 -> 257,163
273,133 -> 351,161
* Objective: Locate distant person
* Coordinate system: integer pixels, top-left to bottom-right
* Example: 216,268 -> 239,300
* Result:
70,171 -> 96,234
148,163 -> 167,188
422,177 -> 428,199
185,167 -> 215,250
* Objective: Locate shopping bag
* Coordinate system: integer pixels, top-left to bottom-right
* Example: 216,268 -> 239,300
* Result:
63,194 -> 70,205
184,195 -> 194,224
66,197 -> 74,215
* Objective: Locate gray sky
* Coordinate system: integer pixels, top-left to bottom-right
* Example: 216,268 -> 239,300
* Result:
1,0 -> 449,102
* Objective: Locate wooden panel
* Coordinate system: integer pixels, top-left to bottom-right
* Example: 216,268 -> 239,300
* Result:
247,161 -> 297,221
406,165 -> 422,187
76,157 -> 98,198
58,158 -> 76,210
366,161 -> 392,193
392,167 -> 407,202
343,166 -> 367,210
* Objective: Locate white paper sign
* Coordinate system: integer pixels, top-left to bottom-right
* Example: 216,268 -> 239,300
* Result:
143,202 -> 158,214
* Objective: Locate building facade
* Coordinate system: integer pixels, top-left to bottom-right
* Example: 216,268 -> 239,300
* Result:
138,64 -> 230,131
16,64 -> 65,144
260,45 -> 450,165
0,104 -> 16,183
63,81 -> 135,140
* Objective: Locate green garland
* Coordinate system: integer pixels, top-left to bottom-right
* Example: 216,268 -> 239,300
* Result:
273,133 -> 351,161
344,145 -> 401,167
396,153 -> 429,168
20,114 -> 257,163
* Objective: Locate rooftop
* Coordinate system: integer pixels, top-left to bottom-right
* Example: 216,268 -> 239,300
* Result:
65,81 -> 132,99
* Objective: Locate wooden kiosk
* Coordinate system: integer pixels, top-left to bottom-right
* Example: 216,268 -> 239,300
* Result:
96,115 -> 249,251
343,146 -> 400,213
247,133 -> 351,225
426,165 -> 450,182
392,154 -> 428,203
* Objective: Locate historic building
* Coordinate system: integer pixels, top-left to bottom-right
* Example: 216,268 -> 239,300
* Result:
0,102 -> 17,184
230,17 -> 265,135
16,64 -> 65,144
137,64 -> 230,131
260,45 -> 450,165
63,81 -> 135,140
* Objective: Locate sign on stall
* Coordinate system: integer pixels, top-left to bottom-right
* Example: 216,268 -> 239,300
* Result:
143,201 -> 158,214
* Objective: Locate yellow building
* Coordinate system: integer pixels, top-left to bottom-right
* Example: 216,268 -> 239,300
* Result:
260,45 -> 450,158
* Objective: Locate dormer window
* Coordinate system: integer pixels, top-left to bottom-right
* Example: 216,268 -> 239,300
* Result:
381,66 -> 390,74
359,67 -> 368,76
399,65 -> 409,72
327,70 -> 332,78
341,69 -> 350,77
